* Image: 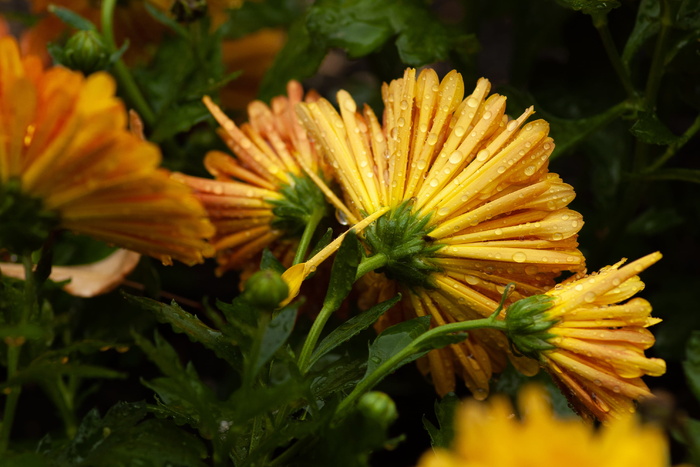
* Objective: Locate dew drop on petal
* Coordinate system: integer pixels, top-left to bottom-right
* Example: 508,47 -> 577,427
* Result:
466,97 -> 479,108
400,100 -> 409,110
497,166 -> 506,174
454,126 -> 466,137
524,165 -> 536,176
512,252 -> 527,263
506,120 -> 518,132
427,133 -> 438,145
416,159 -> 427,170
476,149 -> 490,161
430,178 -> 439,187
483,111 -> 493,120
449,151 -> 463,164
584,291 -> 596,303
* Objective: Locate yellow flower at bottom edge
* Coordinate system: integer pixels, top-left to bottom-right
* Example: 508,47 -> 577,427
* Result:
505,252 -> 666,422
296,67 -> 586,399
417,385 -> 673,467
0,36 -> 214,264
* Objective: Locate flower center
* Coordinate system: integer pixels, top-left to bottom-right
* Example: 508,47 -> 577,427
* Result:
363,201 -> 442,289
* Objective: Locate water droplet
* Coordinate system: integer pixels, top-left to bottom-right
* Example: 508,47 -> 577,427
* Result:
359,160 -> 368,168
552,232 -> 563,241
430,178 -> 439,187
571,220 -> 579,228
524,165 -> 536,176
427,133 -> 438,145
497,166 -> 506,174
454,126 -> 466,137
390,128 -> 398,139
466,97 -> 479,108
612,277 -> 621,286
400,100 -> 409,110
449,151 -> 463,164
506,120 -> 518,132
593,379 -> 602,386
438,207 -> 449,216
419,123 -> 428,133
336,209 -> 349,226
397,117 -> 406,127
366,171 -> 374,178
512,252 -> 527,263
574,284 -> 584,292
416,159 -> 427,170
476,149 -> 490,161
584,291 -> 596,303
483,111 -> 493,120
494,228 -> 503,235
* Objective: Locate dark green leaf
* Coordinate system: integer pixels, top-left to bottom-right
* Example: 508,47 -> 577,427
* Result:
0,323 -> 46,340
311,356 -> 367,398
308,227 -> 334,259
144,2 -> 190,36
310,294 -> 401,368
622,0 -> 661,68
125,294 -> 240,366
261,248 -> 286,274
626,206 -> 684,236
391,4 -> 450,65
224,0 -> 304,38
638,168 -> 700,184
132,330 -> 184,377
684,331 -> 700,402
259,19 -> 327,101
323,231 -> 362,311
364,316 -> 431,377
251,306 -> 298,379
422,393 -> 459,448
47,5 -> 96,31
0,362 -> 124,390
554,0 -> 621,15
630,112 -> 679,145
676,0 -> 700,30
149,102 -> 211,143
0,452 -> 48,467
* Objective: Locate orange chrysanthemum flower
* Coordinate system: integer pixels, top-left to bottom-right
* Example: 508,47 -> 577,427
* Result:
296,68 -> 585,398
505,252 -> 666,421
173,81 -> 341,275
0,36 -> 213,264
417,385 -> 672,467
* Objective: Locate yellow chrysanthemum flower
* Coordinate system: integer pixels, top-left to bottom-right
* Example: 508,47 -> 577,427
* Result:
505,252 -> 666,421
417,385 -> 672,467
0,36 -> 214,264
173,82 -> 343,275
296,68 -> 585,398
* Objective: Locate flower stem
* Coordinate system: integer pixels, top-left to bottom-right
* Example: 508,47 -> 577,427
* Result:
335,316 -> 507,419
647,113 -> 700,172
297,253 -> 389,373
593,13 -> 637,99
100,0 -> 156,126
293,207 -> 325,266
0,254 -> 36,453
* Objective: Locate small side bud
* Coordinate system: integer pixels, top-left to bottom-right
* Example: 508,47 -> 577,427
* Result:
242,270 -> 289,309
357,392 -> 398,428
59,30 -> 111,74
504,294 -> 557,359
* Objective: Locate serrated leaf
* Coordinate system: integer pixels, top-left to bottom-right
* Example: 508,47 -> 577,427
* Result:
630,112 -> 679,145
684,331 -> 700,402
132,330 -> 184,377
323,232 -> 362,311
250,306 -> 298,380
309,294 -> 401,369
125,294 -> 241,366
422,393 -> 459,448
622,0 -> 661,68
47,4 -> 96,30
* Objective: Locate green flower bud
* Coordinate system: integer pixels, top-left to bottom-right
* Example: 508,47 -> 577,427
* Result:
242,270 -> 289,309
357,391 -> 398,428
61,30 -> 111,74
504,294 -> 557,359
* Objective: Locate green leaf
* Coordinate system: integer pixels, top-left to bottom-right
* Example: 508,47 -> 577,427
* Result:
364,316 -> 430,378
258,19 -> 327,101
391,4 -> 450,65
47,4 -> 96,31
309,294 -> 401,368
323,231 -> 362,310
132,330 -> 184,377
39,402 -> 208,466
144,2 -> 190,37
260,248 -> 286,274
308,227 -> 334,259
554,0 -> 621,15
626,206 -> 684,236
630,112 -> 679,145
684,331 -> 700,402
0,361 -> 124,391
0,452 -> 48,467
251,306 -> 298,379
638,168 -> 700,184
0,323 -> 46,340
149,101 -> 211,143
622,0 -> 661,68
124,294 -> 241,367
311,356 -> 367,399
422,393 -> 459,448
224,0 -> 304,38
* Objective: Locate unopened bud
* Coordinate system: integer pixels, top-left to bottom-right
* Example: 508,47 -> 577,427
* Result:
242,270 -> 289,309
61,30 -> 111,74
358,392 -> 398,428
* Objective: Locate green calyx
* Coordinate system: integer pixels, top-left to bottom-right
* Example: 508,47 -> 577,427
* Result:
269,173 -> 328,237
363,201 -> 442,289
0,179 -> 59,254
504,294 -> 558,359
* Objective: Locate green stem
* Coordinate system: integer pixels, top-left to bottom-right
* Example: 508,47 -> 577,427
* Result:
100,0 -> 156,126
647,113 -> 700,172
335,316 -> 507,419
244,312 -> 271,387
593,14 -> 637,99
297,253 -> 389,373
293,208 -> 325,266
644,0 -> 671,112
0,254 -> 36,453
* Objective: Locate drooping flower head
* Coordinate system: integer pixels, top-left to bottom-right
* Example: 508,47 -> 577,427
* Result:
505,252 -> 666,421
296,68 -> 585,398
173,81 -> 344,276
417,385 -> 671,467
0,36 -> 214,264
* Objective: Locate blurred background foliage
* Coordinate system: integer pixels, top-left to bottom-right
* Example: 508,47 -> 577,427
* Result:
1,0 -> 699,465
